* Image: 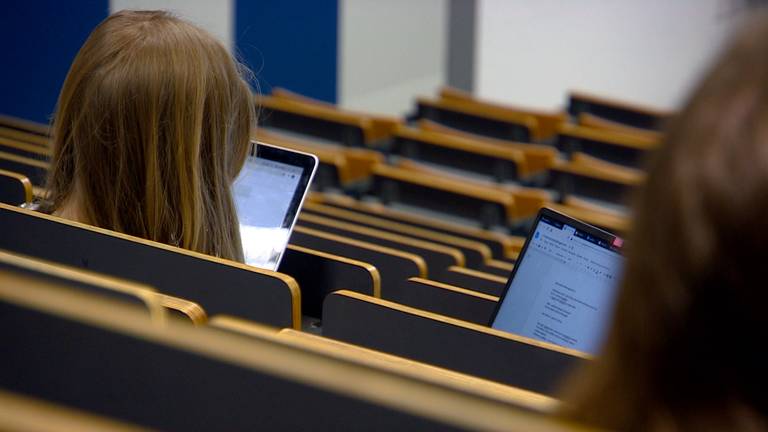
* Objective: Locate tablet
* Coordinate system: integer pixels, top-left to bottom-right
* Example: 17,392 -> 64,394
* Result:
489,208 -> 624,354
233,141 -> 318,270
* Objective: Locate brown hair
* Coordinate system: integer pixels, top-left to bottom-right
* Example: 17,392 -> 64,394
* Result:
560,14 -> 768,431
46,10 -> 254,262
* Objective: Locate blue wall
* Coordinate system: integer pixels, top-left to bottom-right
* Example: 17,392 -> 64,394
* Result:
0,1 -> 339,123
236,0 -> 338,103
0,1 -> 109,124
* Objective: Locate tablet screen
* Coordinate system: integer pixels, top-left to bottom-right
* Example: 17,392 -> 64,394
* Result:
233,143 -> 316,270
491,210 -> 623,354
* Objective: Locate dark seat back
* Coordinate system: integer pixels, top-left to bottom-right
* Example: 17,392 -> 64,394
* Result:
0,248 -> 164,322
298,213 -> 462,280
397,278 -> 498,325
278,244 -> 379,318
0,169 -> 31,205
390,134 -> 521,182
555,131 -> 650,169
568,92 -> 666,131
0,203 -> 300,328
434,266 -> 507,297
323,291 -> 586,396
370,166 -> 509,229
290,225 -> 424,300
0,151 -> 48,186
550,168 -> 634,206
316,194 -> 519,260
303,200 -> 492,269
415,100 -> 532,142
0,137 -> 50,160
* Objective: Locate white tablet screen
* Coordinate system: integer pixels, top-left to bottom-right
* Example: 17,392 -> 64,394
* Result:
233,152 -> 309,270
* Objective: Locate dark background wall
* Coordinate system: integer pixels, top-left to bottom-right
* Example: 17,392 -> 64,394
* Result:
0,1 -> 109,124
236,0 -> 338,103
0,0 -> 339,124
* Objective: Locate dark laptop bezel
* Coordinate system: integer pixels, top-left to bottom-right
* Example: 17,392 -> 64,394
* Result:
488,207 -> 623,327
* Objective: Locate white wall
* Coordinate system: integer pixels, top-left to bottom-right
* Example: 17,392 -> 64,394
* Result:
339,0 -> 447,116
476,0 -> 743,111
110,0 -> 233,49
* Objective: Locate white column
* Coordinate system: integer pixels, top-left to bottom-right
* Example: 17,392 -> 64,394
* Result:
338,0 -> 447,116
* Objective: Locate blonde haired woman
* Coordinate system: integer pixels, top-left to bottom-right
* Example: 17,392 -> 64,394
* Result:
45,10 -> 254,262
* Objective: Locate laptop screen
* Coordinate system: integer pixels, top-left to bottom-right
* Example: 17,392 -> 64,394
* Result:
490,209 -> 623,354
233,143 -> 317,270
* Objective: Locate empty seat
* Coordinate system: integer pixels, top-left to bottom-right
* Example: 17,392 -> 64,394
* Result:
414,97 -> 536,143
278,244 -> 380,318
389,125 -> 527,182
480,259 -> 515,277
555,124 -> 658,169
397,277 -> 499,325
2,247 -> 207,324
438,87 -> 568,141
302,201 -> 493,268
550,153 -> 644,207
323,291 -> 586,396
298,212 -> 463,280
577,112 -> 663,140
370,163 -> 513,229
0,136 -> 51,159
311,192 -> 525,260
371,162 -> 548,229
418,120 -> 558,178
260,89 -> 399,147
567,90 -> 671,131
0,126 -> 50,147
0,169 -> 32,205
0,150 -> 48,186
290,225 -> 425,300
0,114 -> 50,137
434,266 -> 508,297
0,248 -> 166,324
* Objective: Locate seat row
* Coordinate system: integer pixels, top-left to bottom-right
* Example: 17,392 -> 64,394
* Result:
0,197 -> 583,393
2,268 -> 582,431
0,115 -> 633,233
0,89 -> 663,428
0,94 -> 640,338
256,87 -> 658,230
0,200 -> 587,430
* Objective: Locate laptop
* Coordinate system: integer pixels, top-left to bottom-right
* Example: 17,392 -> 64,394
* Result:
489,208 -> 624,355
233,141 -> 318,270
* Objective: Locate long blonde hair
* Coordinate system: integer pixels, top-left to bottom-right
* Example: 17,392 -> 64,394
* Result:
46,10 -> 254,262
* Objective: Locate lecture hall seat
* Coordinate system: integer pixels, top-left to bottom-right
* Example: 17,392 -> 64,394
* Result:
0,273 -> 581,431
323,290 -> 587,396
0,169 -> 32,205
438,86 -> 568,141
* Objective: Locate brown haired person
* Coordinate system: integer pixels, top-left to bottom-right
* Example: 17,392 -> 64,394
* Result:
43,10 -> 254,262
559,14 -> 768,432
